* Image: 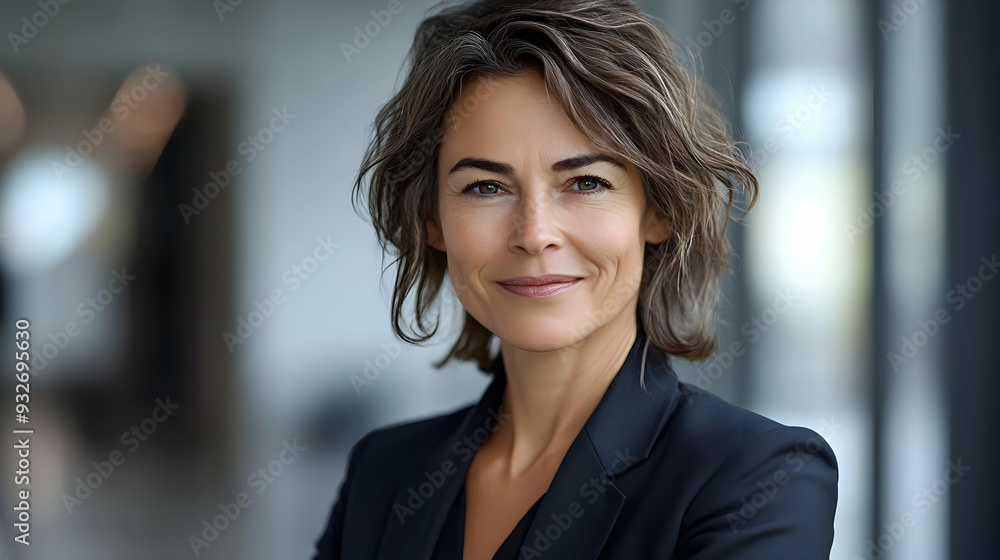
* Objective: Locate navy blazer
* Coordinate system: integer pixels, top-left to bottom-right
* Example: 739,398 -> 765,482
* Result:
313,322 -> 838,559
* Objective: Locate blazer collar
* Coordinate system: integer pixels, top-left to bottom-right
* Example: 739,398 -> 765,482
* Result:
377,319 -> 684,560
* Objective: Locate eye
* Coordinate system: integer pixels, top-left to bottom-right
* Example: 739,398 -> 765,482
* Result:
462,175 -> 614,197
571,175 -> 613,195
463,180 -> 505,197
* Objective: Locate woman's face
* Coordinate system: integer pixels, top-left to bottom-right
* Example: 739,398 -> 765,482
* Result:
429,71 -> 669,353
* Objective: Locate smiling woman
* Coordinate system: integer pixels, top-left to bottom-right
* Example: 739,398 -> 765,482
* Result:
313,1 -> 838,559
427,70 -> 670,358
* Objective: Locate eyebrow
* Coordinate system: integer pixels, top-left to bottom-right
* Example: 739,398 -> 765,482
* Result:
447,153 -> 628,176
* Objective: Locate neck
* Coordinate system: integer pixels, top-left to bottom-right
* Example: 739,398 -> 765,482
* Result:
493,309 -> 639,479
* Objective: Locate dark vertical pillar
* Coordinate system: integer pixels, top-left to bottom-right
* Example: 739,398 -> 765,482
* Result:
946,0 -> 1000,557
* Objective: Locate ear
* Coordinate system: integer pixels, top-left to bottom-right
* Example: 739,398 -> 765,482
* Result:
642,205 -> 671,245
426,215 -> 446,252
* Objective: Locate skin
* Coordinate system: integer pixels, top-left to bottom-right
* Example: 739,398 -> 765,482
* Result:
426,69 -> 670,560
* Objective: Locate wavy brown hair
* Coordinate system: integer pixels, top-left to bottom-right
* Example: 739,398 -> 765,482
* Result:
352,0 -> 759,373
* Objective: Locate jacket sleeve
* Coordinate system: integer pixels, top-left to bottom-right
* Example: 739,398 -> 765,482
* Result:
311,433 -> 373,560
675,425 -> 839,560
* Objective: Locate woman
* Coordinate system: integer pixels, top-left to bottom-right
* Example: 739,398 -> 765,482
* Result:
314,0 -> 838,558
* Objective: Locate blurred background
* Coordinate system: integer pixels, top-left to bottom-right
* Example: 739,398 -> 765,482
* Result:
0,0 -> 996,558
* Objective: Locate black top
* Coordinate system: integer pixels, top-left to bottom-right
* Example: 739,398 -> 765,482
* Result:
431,482 -> 544,559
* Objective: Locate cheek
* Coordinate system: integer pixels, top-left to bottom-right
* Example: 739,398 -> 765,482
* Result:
440,212 -> 495,295
441,203 -> 509,249
572,207 -> 646,265
573,216 -> 647,309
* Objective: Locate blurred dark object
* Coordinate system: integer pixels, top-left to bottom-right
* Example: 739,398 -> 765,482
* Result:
945,0 -> 1000,557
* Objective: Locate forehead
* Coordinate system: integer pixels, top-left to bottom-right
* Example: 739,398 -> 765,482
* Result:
439,72 -> 599,166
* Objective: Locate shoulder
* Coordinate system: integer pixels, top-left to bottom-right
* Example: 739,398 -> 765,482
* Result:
659,380 -> 839,558
342,402 -> 474,487
667,380 -> 837,462
312,404 -> 475,559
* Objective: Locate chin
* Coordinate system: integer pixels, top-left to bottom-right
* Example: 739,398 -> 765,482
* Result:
493,315 -> 592,353
502,336 -> 569,354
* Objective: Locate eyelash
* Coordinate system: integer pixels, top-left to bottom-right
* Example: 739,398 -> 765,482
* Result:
462,175 -> 614,198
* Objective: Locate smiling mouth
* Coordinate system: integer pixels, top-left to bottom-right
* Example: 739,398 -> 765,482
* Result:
498,278 -> 582,298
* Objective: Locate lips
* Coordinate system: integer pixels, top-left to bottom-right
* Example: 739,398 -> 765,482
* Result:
498,275 -> 582,298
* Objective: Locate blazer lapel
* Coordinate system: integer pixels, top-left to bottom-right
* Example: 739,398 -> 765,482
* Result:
518,320 -> 684,560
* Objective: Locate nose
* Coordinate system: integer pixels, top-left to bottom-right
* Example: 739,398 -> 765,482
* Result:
509,191 -> 563,254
